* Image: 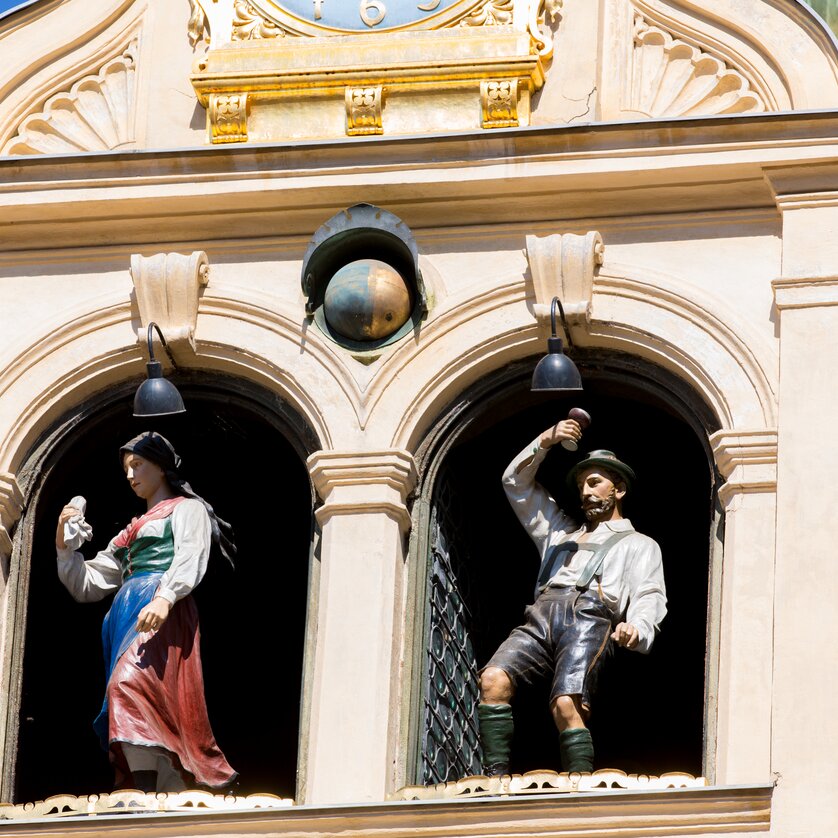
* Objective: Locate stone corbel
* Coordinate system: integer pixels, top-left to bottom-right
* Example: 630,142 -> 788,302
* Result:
525,231 -> 604,334
307,450 -> 417,534
129,251 -> 210,364
710,429 -> 778,509
0,474 -> 23,572
208,92 -> 249,144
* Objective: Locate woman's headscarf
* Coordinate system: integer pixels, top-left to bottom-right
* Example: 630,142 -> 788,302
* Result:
120,431 -> 236,568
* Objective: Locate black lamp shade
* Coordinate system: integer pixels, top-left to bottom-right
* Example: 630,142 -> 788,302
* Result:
133,360 -> 186,417
531,337 -> 583,392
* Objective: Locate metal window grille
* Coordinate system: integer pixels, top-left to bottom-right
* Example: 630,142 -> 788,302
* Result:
420,474 -> 482,783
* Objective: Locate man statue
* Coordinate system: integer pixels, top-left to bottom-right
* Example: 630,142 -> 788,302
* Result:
477,417 -> 667,776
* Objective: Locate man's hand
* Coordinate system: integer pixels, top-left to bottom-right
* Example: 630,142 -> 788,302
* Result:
136,597 -> 172,633
611,622 -> 639,649
539,419 -> 582,449
55,505 -> 81,551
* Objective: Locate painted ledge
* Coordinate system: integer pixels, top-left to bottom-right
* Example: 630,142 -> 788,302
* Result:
0,784 -> 773,836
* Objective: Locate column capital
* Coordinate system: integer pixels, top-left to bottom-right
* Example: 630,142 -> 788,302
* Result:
307,449 -> 417,532
772,275 -> 838,310
0,473 -> 23,563
710,429 -> 777,508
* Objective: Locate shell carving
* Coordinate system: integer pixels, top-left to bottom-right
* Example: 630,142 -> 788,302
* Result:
3,42 -> 137,155
631,17 -> 764,117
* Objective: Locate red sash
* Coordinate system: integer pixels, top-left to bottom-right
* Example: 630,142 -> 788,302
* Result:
113,496 -> 185,549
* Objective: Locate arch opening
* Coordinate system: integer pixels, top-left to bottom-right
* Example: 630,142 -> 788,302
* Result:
10,374 -> 317,802
411,350 -> 719,782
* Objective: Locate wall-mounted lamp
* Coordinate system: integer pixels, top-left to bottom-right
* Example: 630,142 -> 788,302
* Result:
133,323 -> 186,417
531,297 -> 583,392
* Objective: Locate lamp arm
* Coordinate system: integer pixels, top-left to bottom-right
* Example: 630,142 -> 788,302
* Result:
549,296 -> 575,352
146,322 -> 177,367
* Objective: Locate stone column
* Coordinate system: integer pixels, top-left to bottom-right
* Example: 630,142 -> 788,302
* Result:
767,164 -> 838,835
710,430 -> 776,784
303,449 -> 416,804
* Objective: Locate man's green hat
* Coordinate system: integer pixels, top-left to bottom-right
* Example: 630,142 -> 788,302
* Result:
567,449 -> 636,491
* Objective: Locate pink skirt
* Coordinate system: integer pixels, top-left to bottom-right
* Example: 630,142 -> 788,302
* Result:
106,594 -> 236,789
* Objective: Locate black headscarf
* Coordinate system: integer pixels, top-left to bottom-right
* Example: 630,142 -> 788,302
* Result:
120,431 -> 236,568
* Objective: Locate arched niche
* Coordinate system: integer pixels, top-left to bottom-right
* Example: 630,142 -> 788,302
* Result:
4,372 -> 318,803
404,350 -> 721,784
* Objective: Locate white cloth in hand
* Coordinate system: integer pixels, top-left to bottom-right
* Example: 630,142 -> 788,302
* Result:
63,495 -> 93,551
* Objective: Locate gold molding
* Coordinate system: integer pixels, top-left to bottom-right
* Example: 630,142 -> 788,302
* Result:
393,768 -> 707,800
346,86 -> 384,135
481,78 -> 518,128
0,790 -> 293,819
208,92 -> 249,143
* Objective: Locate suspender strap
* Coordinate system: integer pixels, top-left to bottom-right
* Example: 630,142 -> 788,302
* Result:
575,530 -> 633,590
534,542 -> 578,599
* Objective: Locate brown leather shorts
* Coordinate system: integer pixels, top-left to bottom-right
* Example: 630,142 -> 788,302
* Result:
484,587 -> 613,709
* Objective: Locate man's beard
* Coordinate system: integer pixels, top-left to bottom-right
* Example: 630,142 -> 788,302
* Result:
583,492 -> 616,522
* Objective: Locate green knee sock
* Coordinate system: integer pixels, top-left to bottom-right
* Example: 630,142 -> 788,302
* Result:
478,703 -> 514,771
559,727 -> 594,773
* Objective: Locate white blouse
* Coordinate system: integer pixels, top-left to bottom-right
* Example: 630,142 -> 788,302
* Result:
502,438 -> 667,654
56,498 -> 212,606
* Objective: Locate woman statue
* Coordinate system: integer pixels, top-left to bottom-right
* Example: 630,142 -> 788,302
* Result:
55,432 -> 237,793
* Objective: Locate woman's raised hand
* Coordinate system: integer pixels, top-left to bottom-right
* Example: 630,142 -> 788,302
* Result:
55,505 -> 81,551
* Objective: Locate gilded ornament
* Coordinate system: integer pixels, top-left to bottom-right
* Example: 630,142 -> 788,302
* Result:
481,78 -> 518,128
346,86 -> 384,135
232,0 -> 285,40
459,0 -> 514,27
187,0 -> 209,47
209,92 -> 249,143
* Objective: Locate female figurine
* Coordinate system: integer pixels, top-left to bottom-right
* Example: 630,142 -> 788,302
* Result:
55,432 -> 237,793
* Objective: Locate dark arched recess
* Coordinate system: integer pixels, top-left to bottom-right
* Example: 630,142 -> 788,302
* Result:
7,373 -> 318,803
406,349 -> 722,784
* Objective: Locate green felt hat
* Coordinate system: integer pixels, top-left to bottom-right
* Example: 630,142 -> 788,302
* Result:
567,449 -> 635,491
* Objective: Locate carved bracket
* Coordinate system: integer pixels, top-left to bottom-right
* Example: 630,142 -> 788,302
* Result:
0,474 -> 23,571
129,251 -> 210,364
629,14 -> 764,118
710,429 -> 778,509
481,79 -> 519,129
346,86 -> 384,136
2,41 -> 137,155
308,450 -> 417,534
525,231 -> 604,331
209,93 -> 249,144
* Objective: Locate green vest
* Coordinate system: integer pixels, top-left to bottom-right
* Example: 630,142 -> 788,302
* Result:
114,517 -> 176,581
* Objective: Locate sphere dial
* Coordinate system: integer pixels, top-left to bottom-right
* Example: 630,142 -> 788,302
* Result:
272,0 -> 465,31
323,259 -> 414,342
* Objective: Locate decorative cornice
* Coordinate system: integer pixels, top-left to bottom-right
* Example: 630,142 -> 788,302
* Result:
0,473 -> 23,565
308,450 -> 417,532
0,789 -> 293,819
710,429 -> 777,508
394,768 -> 706,800
2,41 -> 137,156
526,231 -> 604,329
129,251 -> 210,363
629,13 -> 764,118
772,275 -> 838,310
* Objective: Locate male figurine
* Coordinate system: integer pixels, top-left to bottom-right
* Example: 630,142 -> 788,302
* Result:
478,418 -> 666,775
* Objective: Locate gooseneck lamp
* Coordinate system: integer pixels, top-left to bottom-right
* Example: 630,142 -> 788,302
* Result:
530,297 -> 584,392
133,322 -> 186,417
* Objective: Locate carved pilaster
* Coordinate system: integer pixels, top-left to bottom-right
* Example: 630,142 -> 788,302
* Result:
346,86 -> 384,137
308,450 -> 417,533
129,251 -> 210,363
0,475 -> 23,572
481,79 -> 519,129
710,429 -> 778,508
525,231 -> 604,328
208,93 -> 249,144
